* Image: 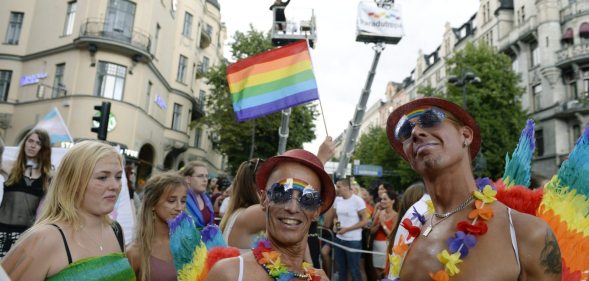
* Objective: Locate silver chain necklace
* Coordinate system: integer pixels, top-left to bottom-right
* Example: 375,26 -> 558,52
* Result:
423,194 -> 474,237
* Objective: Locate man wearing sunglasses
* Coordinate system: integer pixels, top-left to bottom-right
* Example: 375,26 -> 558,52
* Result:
207,149 -> 334,281
385,97 -> 561,280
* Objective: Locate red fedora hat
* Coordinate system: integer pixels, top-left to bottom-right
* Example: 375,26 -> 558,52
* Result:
386,97 -> 481,161
256,149 -> 335,214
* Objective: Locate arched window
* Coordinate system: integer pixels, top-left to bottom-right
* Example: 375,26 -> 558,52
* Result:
579,22 -> 589,43
562,28 -> 573,46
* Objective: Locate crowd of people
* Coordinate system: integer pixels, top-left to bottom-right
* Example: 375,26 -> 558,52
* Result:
0,96 -> 566,280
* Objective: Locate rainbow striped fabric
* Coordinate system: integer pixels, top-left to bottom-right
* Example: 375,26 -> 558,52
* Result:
227,40 -> 319,122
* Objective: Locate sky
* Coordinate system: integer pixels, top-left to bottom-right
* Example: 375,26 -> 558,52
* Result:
217,0 -> 480,153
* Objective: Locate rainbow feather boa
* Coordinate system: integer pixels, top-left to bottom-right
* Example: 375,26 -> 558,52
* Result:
168,212 -> 240,281
537,126 -> 589,280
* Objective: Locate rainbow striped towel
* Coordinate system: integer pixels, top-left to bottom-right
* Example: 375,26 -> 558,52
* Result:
227,40 -> 319,122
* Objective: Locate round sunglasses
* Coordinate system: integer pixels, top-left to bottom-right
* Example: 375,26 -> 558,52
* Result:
267,178 -> 321,211
394,107 -> 458,143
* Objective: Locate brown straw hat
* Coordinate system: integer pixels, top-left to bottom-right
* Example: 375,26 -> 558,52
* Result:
255,149 -> 335,214
386,97 -> 481,161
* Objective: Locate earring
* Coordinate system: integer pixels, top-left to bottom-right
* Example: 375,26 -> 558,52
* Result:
463,140 -> 468,147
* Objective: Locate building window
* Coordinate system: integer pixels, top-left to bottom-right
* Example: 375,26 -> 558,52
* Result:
205,24 -> 213,36
536,129 -> 544,156
533,84 -> 542,111
182,12 -> 193,37
145,81 -> 152,112
105,0 -> 136,41
194,128 -> 202,148
0,70 -> 12,102
177,55 -> 188,83
520,5 -> 525,23
153,23 -> 161,55
530,41 -> 540,67
5,12 -> 24,45
52,64 -> 66,98
172,103 -> 182,130
199,90 -> 206,111
573,124 -> 581,144
63,1 -> 77,36
570,81 -> 578,100
95,61 -> 126,100
511,57 -> 519,73
201,56 -> 210,73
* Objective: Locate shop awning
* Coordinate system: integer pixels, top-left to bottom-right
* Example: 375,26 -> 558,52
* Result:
580,23 -> 589,37
562,28 -> 573,40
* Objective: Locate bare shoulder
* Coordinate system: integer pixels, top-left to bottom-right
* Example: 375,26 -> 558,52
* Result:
511,210 -> 562,280
1,224 -> 63,281
124,242 -> 141,272
237,204 -> 266,231
205,256 -> 242,281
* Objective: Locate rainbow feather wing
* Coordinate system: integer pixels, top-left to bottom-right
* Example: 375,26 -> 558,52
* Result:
502,119 -> 535,188
538,125 -> 589,280
168,212 -> 208,281
201,224 -> 227,249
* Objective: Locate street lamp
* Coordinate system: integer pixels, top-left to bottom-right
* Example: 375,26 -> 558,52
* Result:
448,70 -> 485,174
448,71 -> 481,110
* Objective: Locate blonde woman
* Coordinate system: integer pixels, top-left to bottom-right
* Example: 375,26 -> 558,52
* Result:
1,141 -> 134,281
126,172 -> 187,281
0,129 -> 52,257
179,162 -> 214,227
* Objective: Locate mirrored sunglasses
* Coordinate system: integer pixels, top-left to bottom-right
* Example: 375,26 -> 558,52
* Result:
394,107 -> 455,143
267,178 -> 321,211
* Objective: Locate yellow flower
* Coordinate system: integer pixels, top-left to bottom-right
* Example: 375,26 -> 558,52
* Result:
389,254 -> 401,276
426,199 -> 434,214
437,250 -> 463,276
473,185 -> 497,204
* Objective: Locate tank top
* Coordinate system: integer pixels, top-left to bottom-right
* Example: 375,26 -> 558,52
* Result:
149,256 -> 177,281
46,223 -> 134,281
0,175 -> 45,228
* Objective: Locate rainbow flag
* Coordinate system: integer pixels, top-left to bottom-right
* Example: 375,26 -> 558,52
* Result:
227,40 -> 319,122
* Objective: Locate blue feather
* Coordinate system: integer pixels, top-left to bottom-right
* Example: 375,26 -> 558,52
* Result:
185,189 -> 200,220
201,224 -> 227,249
557,125 -> 589,198
168,211 -> 202,270
502,119 -> 535,188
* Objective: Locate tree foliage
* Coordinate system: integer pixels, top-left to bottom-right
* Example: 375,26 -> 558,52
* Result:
200,26 -> 318,175
444,42 -> 527,179
352,126 -> 420,191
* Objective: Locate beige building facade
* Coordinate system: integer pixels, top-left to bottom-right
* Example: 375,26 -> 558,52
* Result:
0,0 -> 228,184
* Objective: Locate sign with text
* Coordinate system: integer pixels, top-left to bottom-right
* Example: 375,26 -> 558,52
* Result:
353,164 -> 383,177
356,1 -> 404,44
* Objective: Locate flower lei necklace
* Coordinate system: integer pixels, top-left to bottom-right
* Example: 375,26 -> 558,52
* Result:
252,237 -> 321,281
386,180 -> 497,281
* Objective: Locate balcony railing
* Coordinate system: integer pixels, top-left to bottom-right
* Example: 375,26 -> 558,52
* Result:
560,1 -> 589,23
78,19 -> 151,54
556,43 -> 589,67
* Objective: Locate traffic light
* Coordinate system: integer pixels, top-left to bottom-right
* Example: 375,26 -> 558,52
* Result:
91,101 -> 111,140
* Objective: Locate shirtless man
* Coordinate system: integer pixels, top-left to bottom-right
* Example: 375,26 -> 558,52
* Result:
385,97 -> 561,280
206,149 -> 333,281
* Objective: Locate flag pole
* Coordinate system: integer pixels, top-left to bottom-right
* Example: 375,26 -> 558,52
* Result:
318,99 -> 329,136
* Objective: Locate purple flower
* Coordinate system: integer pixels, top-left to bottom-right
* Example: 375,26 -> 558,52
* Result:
411,206 -> 426,224
447,231 -> 477,257
476,177 -> 495,191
